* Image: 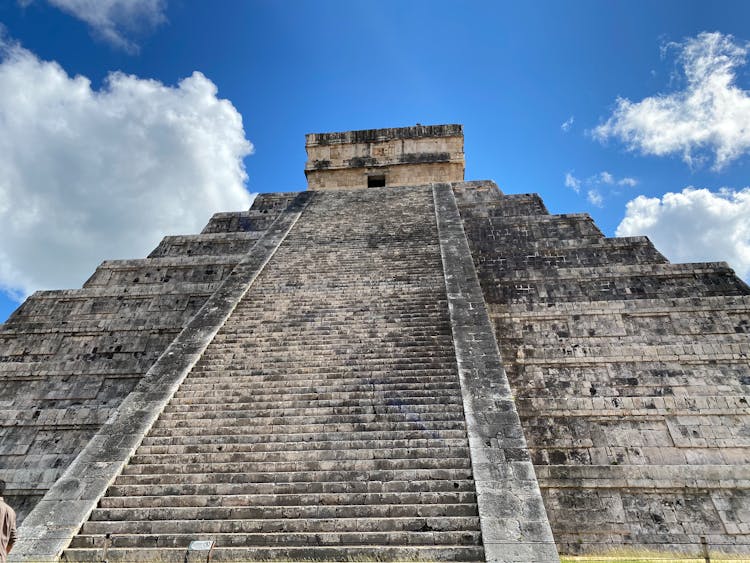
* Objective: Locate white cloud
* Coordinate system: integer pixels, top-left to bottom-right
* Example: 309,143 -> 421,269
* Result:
0,40 -> 254,299
564,170 -> 637,203
564,171 -> 581,192
598,172 -> 638,187
587,189 -> 603,207
595,32 -> 750,170
561,116 -> 574,132
616,187 -> 750,279
24,0 -> 167,53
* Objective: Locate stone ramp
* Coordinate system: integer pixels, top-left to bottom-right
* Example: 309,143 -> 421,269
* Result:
63,186 -> 486,562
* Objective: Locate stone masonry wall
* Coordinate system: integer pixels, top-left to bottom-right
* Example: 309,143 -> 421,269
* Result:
0,193 -> 297,523
454,180 -> 750,557
306,162 -> 464,191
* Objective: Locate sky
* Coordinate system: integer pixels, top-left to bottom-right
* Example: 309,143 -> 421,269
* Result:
1,0 -> 750,322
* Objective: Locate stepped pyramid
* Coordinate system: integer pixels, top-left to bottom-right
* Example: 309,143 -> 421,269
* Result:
2,124 -> 749,562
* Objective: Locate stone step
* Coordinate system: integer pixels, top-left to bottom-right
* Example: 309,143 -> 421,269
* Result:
227,315 -> 452,324
98,490 -> 477,509
146,420 -> 467,438
128,446 -> 470,465
163,398 -> 465,413
194,349 -> 455,359
188,356 -> 457,367
222,306 -> 448,316
120,457 -> 472,476
175,380 -> 459,393
169,387 -> 461,404
70,530 -> 483,548
209,325 -> 451,335
181,369 -> 459,381
224,302 -> 448,311
192,343 -> 453,353
137,438 -> 468,455
150,411 -> 466,430
188,361 -> 458,372
114,467 -> 474,486
140,429 -> 469,447
62,545 -> 486,562
266,293 -> 455,303
106,479 -> 477,498
221,271 -> 441,281
81,516 -> 480,536
210,321 -> 449,330
89,502 -> 480,522
158,403 -> 464,419
221,305 -> 446,314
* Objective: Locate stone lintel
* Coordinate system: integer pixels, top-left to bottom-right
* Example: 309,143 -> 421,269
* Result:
432,182 -> 560,563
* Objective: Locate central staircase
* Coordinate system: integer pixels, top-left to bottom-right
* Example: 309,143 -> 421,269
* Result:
63,186 -> 485,561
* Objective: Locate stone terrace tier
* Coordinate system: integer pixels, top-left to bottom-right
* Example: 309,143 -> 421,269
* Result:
63,187 -> 487,562
454,180 -> 750,557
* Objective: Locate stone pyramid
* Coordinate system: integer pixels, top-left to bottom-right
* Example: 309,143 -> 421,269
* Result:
2,125 -> 749,562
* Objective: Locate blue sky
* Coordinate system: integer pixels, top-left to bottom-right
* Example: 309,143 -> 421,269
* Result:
1,0 -> 750,322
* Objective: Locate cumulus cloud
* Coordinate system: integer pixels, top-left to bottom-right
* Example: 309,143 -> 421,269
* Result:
618,177 -> 638,187
616,187 -> 750,279
561,116 -> 574,132
0,39 -> 254,299
22,0 -> 166,53
595,32 -> 750,170
599,171 -> 614,184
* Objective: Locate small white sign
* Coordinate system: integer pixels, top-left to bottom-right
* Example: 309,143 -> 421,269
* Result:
188,540 -> 214,551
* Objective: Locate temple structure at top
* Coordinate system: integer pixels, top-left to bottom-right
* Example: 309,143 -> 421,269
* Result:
305,124 -> 465,189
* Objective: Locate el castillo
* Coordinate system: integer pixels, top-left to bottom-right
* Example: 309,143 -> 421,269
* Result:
1,124 -> 749,563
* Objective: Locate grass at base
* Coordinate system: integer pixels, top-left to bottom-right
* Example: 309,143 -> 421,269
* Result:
562,557 -> 750,563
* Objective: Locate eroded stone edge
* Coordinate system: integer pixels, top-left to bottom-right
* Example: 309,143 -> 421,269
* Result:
432,182 -> 560,563
10,193 -> 312,561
